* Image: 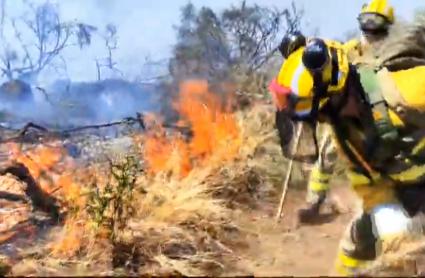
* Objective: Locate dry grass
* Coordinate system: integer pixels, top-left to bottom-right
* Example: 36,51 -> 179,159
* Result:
364,238 -> 425,277
1,101 -> 291,276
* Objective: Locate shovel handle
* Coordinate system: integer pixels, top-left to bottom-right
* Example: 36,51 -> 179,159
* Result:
275,122 -> 303,221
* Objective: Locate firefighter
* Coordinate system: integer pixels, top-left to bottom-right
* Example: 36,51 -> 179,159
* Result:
298,0 -> 396,223
345,0 -> 395,64
269,35 -> 425,275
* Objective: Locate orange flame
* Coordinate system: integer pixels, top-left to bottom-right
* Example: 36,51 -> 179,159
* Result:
143,80 -> 241,177
144,131 -> 191,178
8,144 -> 62,175
7,143 -> 65,192
7,143 -> 82,193
6,143 -> 87,256
50,216 -> 85,257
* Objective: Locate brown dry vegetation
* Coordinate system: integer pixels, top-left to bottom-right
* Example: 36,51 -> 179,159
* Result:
1,76 -> 420,276
0,80 -> 301,276
2,76 -> 422,277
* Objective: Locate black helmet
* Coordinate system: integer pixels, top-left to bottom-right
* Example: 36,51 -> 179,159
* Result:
278,31 -> 306,58
302,38 -> 329,72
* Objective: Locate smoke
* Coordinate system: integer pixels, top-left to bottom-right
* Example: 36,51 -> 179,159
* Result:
0,0 -> 167,129
0,79 -> 160,129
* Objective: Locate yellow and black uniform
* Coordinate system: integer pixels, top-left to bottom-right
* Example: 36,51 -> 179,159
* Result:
333,65 -> 425,275
273,40 -> 349,111
271,39 -> 351,223
300,38 -> 361,218
269,36 -> 425,276
302,0 -> 396,219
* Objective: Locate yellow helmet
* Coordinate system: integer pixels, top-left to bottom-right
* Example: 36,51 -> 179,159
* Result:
360,0 -> 395,24
269,39 -> 349,117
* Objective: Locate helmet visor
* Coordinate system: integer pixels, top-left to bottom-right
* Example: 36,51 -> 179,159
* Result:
358,13 -> 388,32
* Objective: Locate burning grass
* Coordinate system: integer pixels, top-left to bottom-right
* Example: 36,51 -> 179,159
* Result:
0,79 -> 289,276
143,80 -> 242,178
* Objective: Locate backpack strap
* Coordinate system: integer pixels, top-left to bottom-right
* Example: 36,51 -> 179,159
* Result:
358,66 -> 399,142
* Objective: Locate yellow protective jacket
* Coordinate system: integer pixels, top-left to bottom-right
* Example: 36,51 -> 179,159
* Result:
274,40 -> 425,212
338,66 -> 425,212
307,38 -> 367,195
343,38 -> 362,58
278,40 -> 350,94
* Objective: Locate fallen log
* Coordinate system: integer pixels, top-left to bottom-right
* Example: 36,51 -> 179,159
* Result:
0,163 -> 60,220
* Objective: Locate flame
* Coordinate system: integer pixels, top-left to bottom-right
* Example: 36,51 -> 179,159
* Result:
7,143 -> 86,206
50,216 -> 85,257
57,173 -> 85,208
4,142 -> 88,257
143,80 -> 241,177
144,131 -> 191,178
7,143 -> 65,192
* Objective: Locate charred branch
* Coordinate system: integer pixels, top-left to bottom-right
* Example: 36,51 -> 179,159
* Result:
0,113 -> 193,144
0,163 -> 60,219
0,190 -> 28,203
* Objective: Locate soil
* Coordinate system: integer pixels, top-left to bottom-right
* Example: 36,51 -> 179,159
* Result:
228,184 -> 358,276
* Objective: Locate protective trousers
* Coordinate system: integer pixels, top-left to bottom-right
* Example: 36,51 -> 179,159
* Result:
307,125 -> 338,204
334,171 -> 425,276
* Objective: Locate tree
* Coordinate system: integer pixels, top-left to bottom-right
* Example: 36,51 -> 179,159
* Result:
222,0 -> 302,71
169,1 -> 304,82
160,1 -> 304,120
170,4 -> 231,81
95,23 -> 123,80
0,1 -> 96,83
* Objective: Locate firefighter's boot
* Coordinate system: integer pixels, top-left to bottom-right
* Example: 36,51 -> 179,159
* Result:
298,190 -> 327,223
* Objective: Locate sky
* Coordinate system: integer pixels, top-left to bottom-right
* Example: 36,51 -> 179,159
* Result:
3,0 -> 425,83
